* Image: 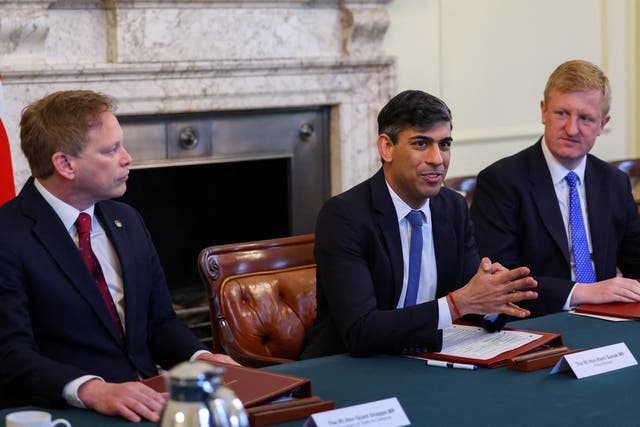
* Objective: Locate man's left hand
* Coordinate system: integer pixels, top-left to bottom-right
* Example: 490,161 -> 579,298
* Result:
195,352 -> 240,366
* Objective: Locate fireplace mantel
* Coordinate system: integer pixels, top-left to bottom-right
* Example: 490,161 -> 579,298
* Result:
0,0 -> 395,194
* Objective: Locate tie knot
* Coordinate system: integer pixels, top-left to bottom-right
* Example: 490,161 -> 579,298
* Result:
565,171 -> 579,188
406,210 -> 423,227
76,212 -> 92,234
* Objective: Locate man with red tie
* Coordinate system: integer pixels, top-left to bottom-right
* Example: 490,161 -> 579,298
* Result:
0,90 -> 235,422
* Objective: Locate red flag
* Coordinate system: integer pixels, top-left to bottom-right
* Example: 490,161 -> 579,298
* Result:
0,74 -> 16,206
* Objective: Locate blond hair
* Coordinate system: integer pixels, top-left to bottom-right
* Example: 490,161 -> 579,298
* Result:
544,59 -> 611,116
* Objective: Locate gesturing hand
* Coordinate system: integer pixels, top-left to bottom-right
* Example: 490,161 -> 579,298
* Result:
450,257 -> 538,320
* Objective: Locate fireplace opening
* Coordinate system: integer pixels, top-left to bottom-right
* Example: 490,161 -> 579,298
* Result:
118,158 -> 289,295
115,107 -> 330,346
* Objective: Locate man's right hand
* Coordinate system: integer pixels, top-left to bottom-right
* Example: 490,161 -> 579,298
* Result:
78,378 -> 168,422
449,257 -> 538,320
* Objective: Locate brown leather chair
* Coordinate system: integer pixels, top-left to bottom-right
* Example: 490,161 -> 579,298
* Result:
609,158 -> 640,176
444,175 -> 477,205
610,158 -> 640,212
198,234 -> 316,367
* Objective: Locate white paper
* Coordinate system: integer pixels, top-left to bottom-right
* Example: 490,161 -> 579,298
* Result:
437,324 -> 542,360
569,310 -> 631,322
303,397 -> 409,427
549,342 -> 638,378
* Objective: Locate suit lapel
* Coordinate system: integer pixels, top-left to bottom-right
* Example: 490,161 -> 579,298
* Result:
20,180 -> 122,343
370,169 -> 404,304
429,195 -> 456,296
528,142 -> 571,265
584,158 -> 608,279
96,203 -> 137,346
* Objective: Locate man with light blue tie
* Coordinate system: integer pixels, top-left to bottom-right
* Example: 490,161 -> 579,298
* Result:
300,90 -> 539,359
471,59 -> 640,319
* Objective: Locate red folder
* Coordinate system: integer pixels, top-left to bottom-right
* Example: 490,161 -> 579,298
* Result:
143,362 -> 334,426
574,302 -> 640,319
416,327 -> 565,368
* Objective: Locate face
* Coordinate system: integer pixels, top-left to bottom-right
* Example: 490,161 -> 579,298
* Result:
541,89 -> 610,170
66,111 -> 132,209
378,122 -> 452,209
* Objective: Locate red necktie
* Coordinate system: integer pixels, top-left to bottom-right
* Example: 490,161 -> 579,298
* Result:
76,213 -> 125,344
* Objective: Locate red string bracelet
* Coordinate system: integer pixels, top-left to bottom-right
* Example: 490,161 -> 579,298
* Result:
447,292 -> 462,318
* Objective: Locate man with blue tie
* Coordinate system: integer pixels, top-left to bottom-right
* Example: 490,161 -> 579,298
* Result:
300,90 -> 539,359
471,59 -> 640,318
0,90 -> 235,422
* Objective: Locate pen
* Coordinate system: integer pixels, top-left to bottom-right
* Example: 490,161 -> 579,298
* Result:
424,359 -> 478,371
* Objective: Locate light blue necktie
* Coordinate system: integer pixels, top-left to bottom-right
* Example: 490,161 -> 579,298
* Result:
565,172 -> 596,283
404,210 -> 423,306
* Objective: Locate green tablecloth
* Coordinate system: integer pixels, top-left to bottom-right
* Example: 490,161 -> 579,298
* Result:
2,313 -> 639,426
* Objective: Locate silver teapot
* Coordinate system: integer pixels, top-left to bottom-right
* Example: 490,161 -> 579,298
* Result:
160,361 -> 249,427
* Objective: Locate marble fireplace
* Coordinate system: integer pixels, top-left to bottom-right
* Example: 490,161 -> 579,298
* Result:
0,0 -> 395,343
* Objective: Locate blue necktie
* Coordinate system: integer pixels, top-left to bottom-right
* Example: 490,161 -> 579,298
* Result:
404,210 -> 423,306
565,172 -> 596,283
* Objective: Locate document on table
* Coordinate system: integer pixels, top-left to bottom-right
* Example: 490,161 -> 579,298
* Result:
438,325 -> 542,360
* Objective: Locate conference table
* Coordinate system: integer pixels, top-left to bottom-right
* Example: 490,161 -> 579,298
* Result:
1,312 -> 638,426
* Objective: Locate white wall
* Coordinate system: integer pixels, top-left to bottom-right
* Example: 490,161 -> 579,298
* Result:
384,0 -> 637,178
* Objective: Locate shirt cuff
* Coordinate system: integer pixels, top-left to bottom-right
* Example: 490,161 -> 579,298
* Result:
437,296 -> 453,329
562,283 -> 578,311
63,375 -> 103,408
190,349 -> 213,362
484,313 -> 499,322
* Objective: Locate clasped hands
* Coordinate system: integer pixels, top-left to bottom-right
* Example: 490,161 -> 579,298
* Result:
448,257 -> 538,320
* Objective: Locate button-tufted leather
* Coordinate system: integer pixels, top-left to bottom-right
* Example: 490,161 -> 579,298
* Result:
198,234 -> 316,367
220,265 -> 316,360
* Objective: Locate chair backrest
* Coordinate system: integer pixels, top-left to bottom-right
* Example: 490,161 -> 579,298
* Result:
198,234 -> 316,367
609,158 -> 640,176
444,175 -> 477,205
610,158 -> 640,212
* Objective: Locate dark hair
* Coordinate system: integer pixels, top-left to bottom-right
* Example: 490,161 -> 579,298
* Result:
377,90 -> 452,144
20,90 -> 116,179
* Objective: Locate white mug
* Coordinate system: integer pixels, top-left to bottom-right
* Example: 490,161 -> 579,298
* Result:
5,411 -> 71,427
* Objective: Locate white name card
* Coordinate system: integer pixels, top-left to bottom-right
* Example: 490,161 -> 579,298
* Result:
550,342 -> 638,379
302,397 -> 410,427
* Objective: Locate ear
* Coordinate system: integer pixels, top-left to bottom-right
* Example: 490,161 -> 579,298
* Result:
51,152 -> 75,180
597,114 -> 611,135
377,134 -> 394,163
540,100 -> 547,124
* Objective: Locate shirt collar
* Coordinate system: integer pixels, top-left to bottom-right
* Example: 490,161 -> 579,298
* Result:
33,178 -> 96,232
541,136 -> 587,186
384,179 -> 430,224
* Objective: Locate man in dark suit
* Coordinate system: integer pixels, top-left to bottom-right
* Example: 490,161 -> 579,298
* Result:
471,60 -> 640,317
0,90 -> 234,422
300,90 -> 539,359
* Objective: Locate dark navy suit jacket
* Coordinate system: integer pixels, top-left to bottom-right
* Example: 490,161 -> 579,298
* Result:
300,168 -> 480,359
0,178 -> 206,408
471,140 -> 640,316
